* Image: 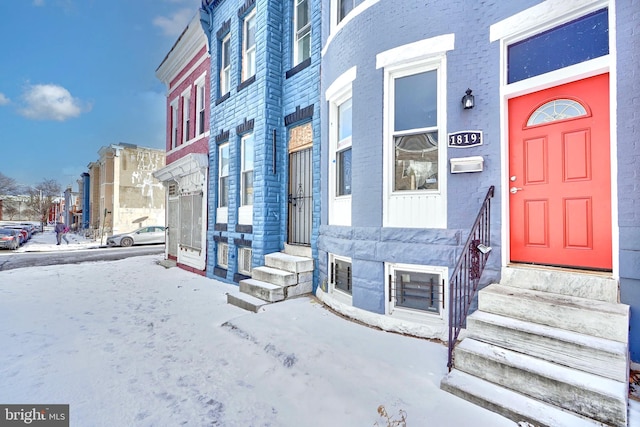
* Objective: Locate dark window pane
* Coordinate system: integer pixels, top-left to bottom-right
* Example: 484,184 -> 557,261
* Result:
394,132 -> 438,191
508,9 -> 608,84
395,270 -> 440,313
337,147 -> 352,196
334,258 -> 351,294
394,70 -> 437,131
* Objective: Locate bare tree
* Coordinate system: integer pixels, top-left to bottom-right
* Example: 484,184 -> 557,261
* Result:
4,203 -> 18,220
26,179 -> 62,227
0,172 -> 18,195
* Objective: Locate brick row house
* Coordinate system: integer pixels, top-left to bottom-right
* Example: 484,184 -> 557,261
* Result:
154,13 -> 211,274
154,0 -> 638,425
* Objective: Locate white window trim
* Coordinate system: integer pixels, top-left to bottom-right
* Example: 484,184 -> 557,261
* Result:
326,67 -> 356,226
217,143 -> 229,223
239,133 -> 254,225
382,56 -> 448,228
195,73 -> 207,138
242,10 -> 257,82
385,262 -> 448,333
328,253 -> 353,306
293,0 -> 311,66
170,98 -> 179,150
323,0 -> 379,57
181,88 -> 191,144
220,34 -> 231,95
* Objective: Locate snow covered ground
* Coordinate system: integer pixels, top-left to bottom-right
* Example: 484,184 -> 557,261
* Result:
14,226 -> 101,252
0,231 -> 638,426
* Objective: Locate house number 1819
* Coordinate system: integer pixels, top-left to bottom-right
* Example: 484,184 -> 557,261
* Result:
448,130 -> 483,148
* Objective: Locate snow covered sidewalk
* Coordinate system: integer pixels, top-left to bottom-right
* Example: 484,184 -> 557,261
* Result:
15,227 -> 100,252
0,255 -> 518,427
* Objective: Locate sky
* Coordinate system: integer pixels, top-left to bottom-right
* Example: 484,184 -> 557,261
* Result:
0,0 -> 202,190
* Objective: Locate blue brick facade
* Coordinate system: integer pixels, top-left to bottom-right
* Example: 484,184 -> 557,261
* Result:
200,0 -> 321,284
318,0 -> 640,359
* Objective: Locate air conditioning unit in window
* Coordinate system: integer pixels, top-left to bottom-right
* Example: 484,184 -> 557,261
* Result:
237,247 -> 252,275
217,242 -> 229,268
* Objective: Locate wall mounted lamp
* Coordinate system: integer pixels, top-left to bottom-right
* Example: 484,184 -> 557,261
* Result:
462,88 -> 475,109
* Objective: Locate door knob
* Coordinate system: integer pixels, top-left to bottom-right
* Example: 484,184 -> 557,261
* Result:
510,187 -> 523,194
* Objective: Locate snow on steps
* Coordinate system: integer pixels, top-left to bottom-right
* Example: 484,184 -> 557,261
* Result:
478,284 -> 629,342
441,370 -> 604,427
452,338 -> 628,427
466,311 -> 628,382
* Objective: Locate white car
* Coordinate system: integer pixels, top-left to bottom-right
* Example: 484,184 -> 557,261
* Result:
106,226 -> 166,247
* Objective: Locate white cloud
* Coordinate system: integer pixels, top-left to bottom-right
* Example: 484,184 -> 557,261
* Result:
18,84 -> 91,121
0,93 -> 9,105
153,8 -> 195,37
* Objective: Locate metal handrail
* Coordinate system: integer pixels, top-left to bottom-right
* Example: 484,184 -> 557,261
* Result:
447,185 -> 495,370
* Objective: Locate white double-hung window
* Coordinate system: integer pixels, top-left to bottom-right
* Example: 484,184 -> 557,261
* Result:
220,34 -> 231,95
242,10 -> 256,81
182,89 -> 191,143
170,99 -> 178,149
326,66 -> 356,226
239,133 -> 254,225
217,143 -> 229,223
293,0 -> 311,66
195,74 -> 206,136
378,35 -> 453,228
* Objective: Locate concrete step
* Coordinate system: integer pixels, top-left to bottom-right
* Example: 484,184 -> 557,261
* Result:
478,284 -> 629,342
441,369 -> 604,427
226,289 -> 269,313
466,311 -> 628,382
265,251 -> 314,273
251,266 -> 297,287
239,278 -> 285,302
283,243 -> 312,258
453,338 -> 628,427
502,266 -> 619,303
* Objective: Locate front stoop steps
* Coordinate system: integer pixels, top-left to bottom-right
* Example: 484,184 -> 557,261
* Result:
441,266 -> 630,427
226,244 -> 314,312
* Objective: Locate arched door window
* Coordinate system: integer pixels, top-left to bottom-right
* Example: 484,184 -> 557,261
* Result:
526,99 -> 587,126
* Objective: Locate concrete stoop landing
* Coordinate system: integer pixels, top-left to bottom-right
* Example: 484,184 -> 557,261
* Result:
441,265 -> 630,427
227,244 -> 314,312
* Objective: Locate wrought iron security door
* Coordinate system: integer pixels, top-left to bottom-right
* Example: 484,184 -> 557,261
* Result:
288,147 -> 312,246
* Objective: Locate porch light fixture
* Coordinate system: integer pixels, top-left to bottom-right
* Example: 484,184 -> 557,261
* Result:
462,89 -> 475,109
476,243 -> 492,254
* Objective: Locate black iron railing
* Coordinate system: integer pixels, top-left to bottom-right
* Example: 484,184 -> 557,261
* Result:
447,185 -> 495,370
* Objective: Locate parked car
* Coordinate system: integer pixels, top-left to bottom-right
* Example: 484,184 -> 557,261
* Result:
106,226 -> 166,247
0,228 -> 22,250
3,225 -> 29,242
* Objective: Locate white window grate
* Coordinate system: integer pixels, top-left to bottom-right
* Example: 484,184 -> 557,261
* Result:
237,247 -> 252,275
217,242 -> 229,268
168,183 -> 177,196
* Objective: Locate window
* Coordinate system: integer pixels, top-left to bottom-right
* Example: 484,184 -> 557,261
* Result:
507,8 -> 608,84
393,70 -> 438,192
527,99 -> 587,126
242,10 -> 256,81
218,143 -> 229,208
196,77 -> 206,136
338,0 -> 355,23
326,66 -> 356,227
217,242 -> 229,268
170,100 -> 178,149
237,247 -> 252,275
337,98 -> 352,196
220,35 -> 231,95
387,264 -> 446,317
293,0 -> 311,66
182,91 -> 191,143
330,256 -> 351,294
179,193 -> 203,250
241,133 -> 254,206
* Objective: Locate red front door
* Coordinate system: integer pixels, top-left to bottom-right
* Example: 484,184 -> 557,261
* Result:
509,74 -> 611,270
